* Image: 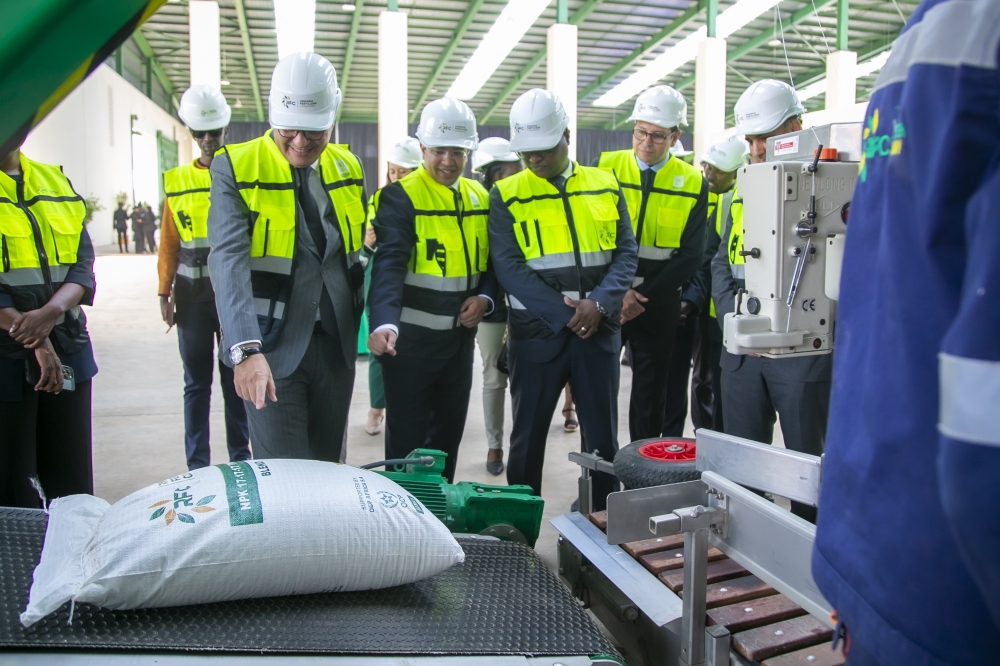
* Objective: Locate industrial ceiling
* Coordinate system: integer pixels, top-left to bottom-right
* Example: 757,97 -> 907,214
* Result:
136,0 -> 915,129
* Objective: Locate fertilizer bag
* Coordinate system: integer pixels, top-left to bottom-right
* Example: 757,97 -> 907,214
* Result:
21,460 -> 464,626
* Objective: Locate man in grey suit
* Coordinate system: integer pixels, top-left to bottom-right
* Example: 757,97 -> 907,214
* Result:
207,53 -> 367,462
711,79 -> 830,522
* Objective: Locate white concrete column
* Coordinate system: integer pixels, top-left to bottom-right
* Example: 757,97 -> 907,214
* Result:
546,23 -> 578,162
378,10 -> 408,188
825,50 -> 857,110
188,1 -> 221,89
694,37 -> 726,163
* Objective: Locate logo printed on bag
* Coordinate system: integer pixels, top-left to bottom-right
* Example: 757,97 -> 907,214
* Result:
148,491 -> 217,525
377,491 -> 399,509
217,461 -> 264,526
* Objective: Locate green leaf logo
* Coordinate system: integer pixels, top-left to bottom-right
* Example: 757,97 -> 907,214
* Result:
177,513 -> 195,524
196,495 -> 216,506
150,507 -> 166,520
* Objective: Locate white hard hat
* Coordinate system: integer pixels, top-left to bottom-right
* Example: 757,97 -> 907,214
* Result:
415,97 -> 479,150
178,85 -> 232,131
471,137 -> 520,173
670,139 -> 693,157
509,88 -> 569,152
388,137 -> 422,169
628,85 -> 688,129
733,79 -> 806,136
268,52 -> 342,132
700,134 -> 750,173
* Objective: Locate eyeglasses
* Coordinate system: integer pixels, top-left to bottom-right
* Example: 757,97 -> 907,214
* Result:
275,128 -> 329,141
427,148 -> 469,159
190,129 -> 224,139
517,146 -> 559,160
633,128 -> 674,145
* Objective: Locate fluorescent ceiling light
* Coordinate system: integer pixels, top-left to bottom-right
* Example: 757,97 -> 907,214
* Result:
447,0 -> 550,100
593,0 -> 781,108
275,0 -> 316,61
342,3 -> 356,10
797,50 -> 892,102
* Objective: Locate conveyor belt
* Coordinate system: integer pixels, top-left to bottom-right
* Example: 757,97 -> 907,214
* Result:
0,507 -> 619,660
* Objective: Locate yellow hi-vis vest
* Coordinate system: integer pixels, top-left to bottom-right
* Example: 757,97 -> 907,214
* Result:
494,162 -> 621,328
163,160 -> 213,301
706,186 -> 736,318
597,150 -> 702,287
394,165 -> 490,333
726,186 -> 745,282
223,132 -> 367,350
0,154 -> 89,352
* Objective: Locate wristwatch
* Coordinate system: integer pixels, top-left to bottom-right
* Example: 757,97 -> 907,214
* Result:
594,301 -> 609,319
230,344 -> 263,366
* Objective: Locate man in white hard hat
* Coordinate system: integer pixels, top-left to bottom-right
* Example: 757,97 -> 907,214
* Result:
367,98 -> 498,483
597,85 -> 708,442
157,84 -> 249,470
489,89 -> 638,510
361,136 -> 423,438
207,53 -> 368,462
471,136 -> 524,475
663,134 -> 748,435
711,80 -> 829,521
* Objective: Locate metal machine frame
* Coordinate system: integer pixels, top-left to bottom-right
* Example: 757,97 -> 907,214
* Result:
555,431 -> 833,666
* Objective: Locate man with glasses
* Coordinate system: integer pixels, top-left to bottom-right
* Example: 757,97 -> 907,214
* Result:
488,89 -> 637,510
158,84 -> 250,470
367,97 -> 496,483
207,53 -> 367,462
597,85 -> 707,441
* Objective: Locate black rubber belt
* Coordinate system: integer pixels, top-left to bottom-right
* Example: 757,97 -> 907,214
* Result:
0,507 -> 619,658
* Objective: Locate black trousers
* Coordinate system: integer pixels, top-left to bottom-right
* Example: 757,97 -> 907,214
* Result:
622,294 -> 681,442
380,339 -> 474,483
663,313 -> 725,435
0,379 -> 93,508
507,333 -> 621,511
661,317 -> 697,437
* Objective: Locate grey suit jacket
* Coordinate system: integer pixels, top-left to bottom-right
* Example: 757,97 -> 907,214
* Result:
208,149 -> 363,379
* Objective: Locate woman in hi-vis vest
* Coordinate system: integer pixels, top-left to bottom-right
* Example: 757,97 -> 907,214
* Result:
0,144 -> 98,508
360,138 -> 422,436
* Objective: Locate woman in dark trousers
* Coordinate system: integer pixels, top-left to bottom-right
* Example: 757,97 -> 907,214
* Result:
0,146 -> 98,508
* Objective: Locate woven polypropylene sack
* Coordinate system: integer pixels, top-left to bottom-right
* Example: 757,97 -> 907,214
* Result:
21,460 -> 464,626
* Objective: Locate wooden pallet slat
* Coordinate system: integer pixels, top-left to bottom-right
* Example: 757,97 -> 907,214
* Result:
707,593 -> 807,633
658,558 -> 749,592
621,534 -> 686,557
760,643 -> 845,666
733,615 -> 835,661
587,511 -> 608,531
690,574 -> 777,609
639,546 -> 725,574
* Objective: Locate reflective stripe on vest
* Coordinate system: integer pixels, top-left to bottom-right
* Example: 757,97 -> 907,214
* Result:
163,160 -> 213,289
224,132 -> 366,349
395,165 -> 490,331
495,162 -> 621,301
0,156 -> 85,294
597,150 -> 701,270
726,188 -> 745,281
709,188 -> 735,318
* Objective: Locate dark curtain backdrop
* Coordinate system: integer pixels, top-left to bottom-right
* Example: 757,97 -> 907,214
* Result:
227,122 -> 693,189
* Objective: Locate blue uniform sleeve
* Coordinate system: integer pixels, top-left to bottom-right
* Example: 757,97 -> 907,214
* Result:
63,224 -> 96,306
368,182 -> 416,331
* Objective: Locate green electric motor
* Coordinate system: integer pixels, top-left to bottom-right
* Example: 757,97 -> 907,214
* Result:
375,449 -> 545,547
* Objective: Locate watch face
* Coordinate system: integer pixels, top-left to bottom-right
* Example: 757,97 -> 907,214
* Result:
230,348 -> 243,365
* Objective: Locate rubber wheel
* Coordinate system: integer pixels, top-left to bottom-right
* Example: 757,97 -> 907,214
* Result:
613,438 -> 701,489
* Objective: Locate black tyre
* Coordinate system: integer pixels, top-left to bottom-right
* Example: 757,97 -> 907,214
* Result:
613,438 -> 700,489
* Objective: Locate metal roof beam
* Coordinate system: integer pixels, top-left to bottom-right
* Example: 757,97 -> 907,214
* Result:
673,0 -> 837,90
132,30 -> 179,108
479,0 -> 602,124
233,0 -> 264,121
576,0 -> 705,103
408,0 -> 487,123
337,0 -> 367,122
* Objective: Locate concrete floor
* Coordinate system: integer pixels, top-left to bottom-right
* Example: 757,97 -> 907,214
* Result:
88,247 -> 782,573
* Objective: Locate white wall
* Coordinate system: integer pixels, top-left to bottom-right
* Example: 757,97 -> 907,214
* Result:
22,64 -> 193,247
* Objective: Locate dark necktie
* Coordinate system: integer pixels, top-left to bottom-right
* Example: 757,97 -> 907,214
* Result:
295,167 -> 326,257
641,167 -> 655,197
550,175 -> 566,191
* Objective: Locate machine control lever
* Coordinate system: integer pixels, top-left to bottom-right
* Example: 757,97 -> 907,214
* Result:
739,247 -> 761,259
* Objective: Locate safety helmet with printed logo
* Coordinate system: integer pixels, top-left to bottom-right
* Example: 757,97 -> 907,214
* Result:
700,134 -> 750,173
733,79 -> 806,136
508,89 -> 569,153
268,52 -> 342,132
471,137 -> 520,173
627,85 -> 688,129
388,137 -> 423,169
415,98 -> 479,150
178,85 -> 232,131
670,139 -> 693,157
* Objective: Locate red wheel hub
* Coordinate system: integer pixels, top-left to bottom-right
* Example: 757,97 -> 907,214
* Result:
637,439 -> 696,462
